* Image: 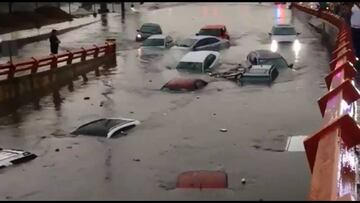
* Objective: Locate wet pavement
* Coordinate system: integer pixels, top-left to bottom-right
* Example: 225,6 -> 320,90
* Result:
0,3 -> 331,200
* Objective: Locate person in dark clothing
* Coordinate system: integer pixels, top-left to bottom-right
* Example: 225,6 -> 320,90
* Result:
49,29 -> 61,54
340,2 -> 354,27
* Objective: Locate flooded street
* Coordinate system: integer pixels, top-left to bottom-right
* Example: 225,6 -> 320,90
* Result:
0,3 -> 331,200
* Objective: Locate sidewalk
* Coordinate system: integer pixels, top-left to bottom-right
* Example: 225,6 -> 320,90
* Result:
0,15 -> 100,42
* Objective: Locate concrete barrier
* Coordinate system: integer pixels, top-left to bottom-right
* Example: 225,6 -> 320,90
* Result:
292,3 -> 360,201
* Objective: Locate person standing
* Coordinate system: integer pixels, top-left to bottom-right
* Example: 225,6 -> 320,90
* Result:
340,2 -> 354,26
49,29 -> 61,54
351,2 -> 360,58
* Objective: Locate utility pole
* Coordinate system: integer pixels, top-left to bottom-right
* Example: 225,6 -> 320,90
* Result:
121,2 -> 125,16
68,2 -> 71,15
9,2 -> 13,14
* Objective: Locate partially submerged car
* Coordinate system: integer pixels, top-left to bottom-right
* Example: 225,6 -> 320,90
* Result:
135,23 -> 163,42
139,35 -> 175,58
269,24 -> 300,42
141,34 -> 174,49
246,49 -> 293,69
239,64 -> 279,83
71,118 -> 140,139
196,25 -> 230,40
161,78 -> 208,91
176,51 -> 220,73
0,148 -> 37,169
172,35 -> 230,52
209,64 -> 278,83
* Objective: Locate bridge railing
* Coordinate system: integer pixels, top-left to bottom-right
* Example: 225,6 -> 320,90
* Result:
293,3 -> 360,201
0,40 -> 116,81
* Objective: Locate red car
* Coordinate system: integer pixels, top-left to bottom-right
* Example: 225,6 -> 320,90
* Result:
197,25 -> 230,40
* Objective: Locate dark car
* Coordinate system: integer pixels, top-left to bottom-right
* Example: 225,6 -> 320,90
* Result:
136,23 -> 163,42
246,50 -> 293,69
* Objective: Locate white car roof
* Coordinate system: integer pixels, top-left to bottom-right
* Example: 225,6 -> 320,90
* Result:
180,51 -> 220,63
147,34 -> 167,39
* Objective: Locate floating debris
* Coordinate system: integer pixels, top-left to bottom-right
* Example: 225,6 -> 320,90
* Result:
220,128 -> 228,132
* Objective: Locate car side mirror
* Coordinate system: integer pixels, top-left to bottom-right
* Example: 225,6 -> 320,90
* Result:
136,29 -> 140,32
296,32 -> 301,35
288,63 -> 294,68
268,33 -> 272,36
196,33 -> 199,36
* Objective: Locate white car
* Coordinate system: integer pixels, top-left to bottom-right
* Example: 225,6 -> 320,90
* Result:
172,35 -> 230,52
269,24 -> 300,42
138,34 -> 174,58
176,51 -> 220,73
141,34 -> 174,49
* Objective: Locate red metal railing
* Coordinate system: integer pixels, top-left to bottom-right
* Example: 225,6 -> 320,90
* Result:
0,40 -> 116,81
293,3 -> 360,201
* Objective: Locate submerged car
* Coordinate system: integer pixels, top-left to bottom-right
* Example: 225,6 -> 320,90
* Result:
176,51 -> 220,73
71,118 -> 140,139
172,35 -> 230,52
135,23 -> 163,42
246,49 -> 293,69
138,34 -> 174,58
141,34 -> 174,49
196,25 -> 230,40
239,64 -> 279,83
161,78 -> 208,91
269,24 -> 300,42
0,148 -> 37,168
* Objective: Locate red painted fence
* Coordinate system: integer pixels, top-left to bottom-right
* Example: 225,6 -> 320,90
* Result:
0,40 -> 116,81
293,3 -> 360,201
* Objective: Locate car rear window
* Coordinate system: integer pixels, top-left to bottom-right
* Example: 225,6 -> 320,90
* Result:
142,38 -> 164,46
272,27 -> 296,35
176,62 -> 203,73
199,29 -> 222,36
140,25 -> 160,34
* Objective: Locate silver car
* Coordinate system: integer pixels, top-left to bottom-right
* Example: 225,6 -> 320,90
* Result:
172,35 -> 230,52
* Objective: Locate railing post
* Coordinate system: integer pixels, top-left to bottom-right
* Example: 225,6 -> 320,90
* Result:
93,45 -> 99,58
31,57 -> 38,74
7,62 -> 15,80
50,55 -> 58,70
81,47 -> 87,61
66,50 -> 73,65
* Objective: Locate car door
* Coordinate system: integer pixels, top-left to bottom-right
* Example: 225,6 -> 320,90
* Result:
195,38 -> 221,51
193,39 -> 209,51
205,54 -> 218,70
203,54 -> 214,72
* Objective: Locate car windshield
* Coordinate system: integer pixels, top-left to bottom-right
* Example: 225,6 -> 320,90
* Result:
272,27 -> 296,35
176,38 -> 197,47
142,38 -> 164,47
258,58 -> 288,68
176,62 -> 203,72
140,25 -> 160,34
199,29 -> 222,36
